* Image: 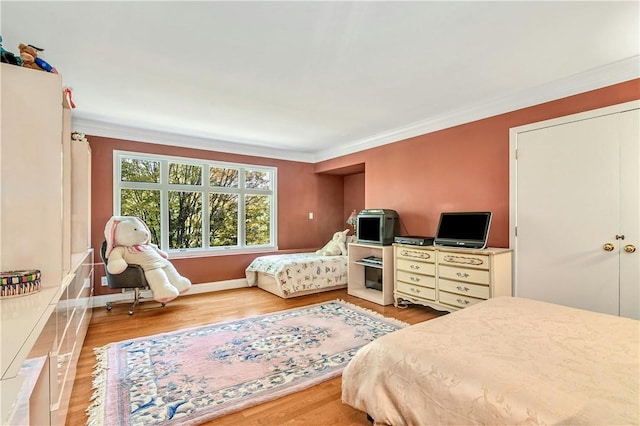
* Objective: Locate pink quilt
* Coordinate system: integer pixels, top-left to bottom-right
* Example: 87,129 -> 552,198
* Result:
342,297 -> 639,425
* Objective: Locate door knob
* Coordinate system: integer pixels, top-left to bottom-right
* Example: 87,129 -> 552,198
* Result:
603,243 -> 615,252
624,244 -> 637,253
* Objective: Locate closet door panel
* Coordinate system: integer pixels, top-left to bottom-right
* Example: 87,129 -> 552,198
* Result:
515,113 -> 621,315
619,109 -> 640,319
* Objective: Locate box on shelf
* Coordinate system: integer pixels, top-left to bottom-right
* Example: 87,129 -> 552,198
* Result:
0,270 -> 41,298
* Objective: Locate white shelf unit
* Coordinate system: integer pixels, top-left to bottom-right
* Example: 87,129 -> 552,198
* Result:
348,243 -> 395,305
0,63 -> 93,426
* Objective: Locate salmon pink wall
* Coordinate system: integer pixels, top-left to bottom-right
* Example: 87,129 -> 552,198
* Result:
343,172 -> 365,235
89,80 -> 639,294
316,79 -> 640,248
89,137 -> 345,295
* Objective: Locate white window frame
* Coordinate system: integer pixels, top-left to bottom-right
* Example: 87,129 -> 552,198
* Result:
113,150 -> 278,258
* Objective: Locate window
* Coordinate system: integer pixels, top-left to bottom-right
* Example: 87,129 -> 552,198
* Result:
114,151 -> 277,255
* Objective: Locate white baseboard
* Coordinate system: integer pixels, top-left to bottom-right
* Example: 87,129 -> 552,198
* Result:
92,278 -> 250,308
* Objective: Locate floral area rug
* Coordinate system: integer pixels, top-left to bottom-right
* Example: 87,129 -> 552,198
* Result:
87,300 -> 407,425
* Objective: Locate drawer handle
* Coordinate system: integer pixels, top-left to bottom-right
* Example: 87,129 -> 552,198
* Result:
456,298 -> 470,305
456,285 -> 470,292
410,276 -> 420,282
410,264 -> 421,270
444,255 -> 484,266
411,287 -> 421,294
456,272 -> 470,278
400,249 -> 431,260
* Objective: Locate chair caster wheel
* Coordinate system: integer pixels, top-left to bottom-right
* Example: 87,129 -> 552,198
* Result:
161,303 -> 166,307
128,310 -> 134,315
106,304 -> 112,311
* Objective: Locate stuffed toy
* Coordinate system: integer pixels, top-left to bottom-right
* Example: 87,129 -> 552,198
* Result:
0,36 -> 21,66
18,43 -> 57,73
104,216 -> 191,303
316,229 -> 350,256
18,44 -> 40,70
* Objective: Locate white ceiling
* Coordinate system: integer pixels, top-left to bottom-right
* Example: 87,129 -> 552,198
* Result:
1,1 -> 638,162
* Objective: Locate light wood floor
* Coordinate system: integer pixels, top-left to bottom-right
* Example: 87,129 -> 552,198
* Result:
66,287 -> 444,425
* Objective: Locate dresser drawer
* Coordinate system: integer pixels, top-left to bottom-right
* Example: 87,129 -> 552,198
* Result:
68,254 -> 93,300
52,342 -> 75,409
67,272 -> 83,301
438,290 -> 484,309
439,278 -> 490,299
396,281 -> 436,301
396,259 -> 435,275
396,247 -> 435,262
438,252 -> 489,270
439,265 -> 490,285
56,306 -> 76,357
397,271 -> 435,288
78,275 -> 92,300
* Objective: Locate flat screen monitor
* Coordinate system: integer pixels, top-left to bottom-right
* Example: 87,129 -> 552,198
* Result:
434,212 -> 492,249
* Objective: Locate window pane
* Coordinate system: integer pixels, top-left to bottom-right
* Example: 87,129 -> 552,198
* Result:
120,189 -> 161,245
209,193 -> 238,246
121,158 -> 160,183
210,167 -> 239,188
169,163 -> 202,185
245,195 -> 271,245
116,153 -> 276,252
245,170 -> 270,190
169,191 -> 202,249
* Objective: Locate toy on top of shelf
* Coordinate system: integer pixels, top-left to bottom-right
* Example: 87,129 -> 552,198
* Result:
18,43 -> 58,73
71,132 -> 87,143
0,35 -> 21,66
63,86 -> 76,108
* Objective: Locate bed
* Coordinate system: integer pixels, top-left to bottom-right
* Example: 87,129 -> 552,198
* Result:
342,296 -> 639,425
245,252 -> 348,298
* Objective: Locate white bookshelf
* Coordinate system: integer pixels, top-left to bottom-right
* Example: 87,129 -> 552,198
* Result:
0,63 -> 93,425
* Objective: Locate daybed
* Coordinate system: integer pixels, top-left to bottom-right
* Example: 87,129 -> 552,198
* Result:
245,252 -> 348,298
342,296 -> 639,425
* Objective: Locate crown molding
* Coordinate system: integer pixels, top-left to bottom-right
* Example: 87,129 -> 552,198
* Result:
74,56 -> 639,164
72,116 -> 317,163
313,55 -> 640,162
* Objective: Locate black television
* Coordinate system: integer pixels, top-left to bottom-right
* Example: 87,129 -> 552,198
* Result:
356,209 -> 399,245
434,212 -> 492,249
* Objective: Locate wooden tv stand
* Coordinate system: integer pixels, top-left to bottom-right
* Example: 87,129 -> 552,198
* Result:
348,243 -> 395,305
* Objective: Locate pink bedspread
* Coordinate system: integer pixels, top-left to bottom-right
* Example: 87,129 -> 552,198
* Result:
342,296 -> 639,425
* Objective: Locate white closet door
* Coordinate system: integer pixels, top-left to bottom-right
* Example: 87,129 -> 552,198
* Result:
514,112 -> 623,316
618,109 -> 640,319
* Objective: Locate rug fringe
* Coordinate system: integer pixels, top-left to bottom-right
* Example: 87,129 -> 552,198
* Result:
334,299 -> 410,328
86,344 -> 110,426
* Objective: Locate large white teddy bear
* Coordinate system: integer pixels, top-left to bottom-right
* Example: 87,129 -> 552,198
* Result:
104,216 -> 191,303
316,229 -> 350,256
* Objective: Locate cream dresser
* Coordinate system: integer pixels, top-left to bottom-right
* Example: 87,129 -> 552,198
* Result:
394,244 -> 512,312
